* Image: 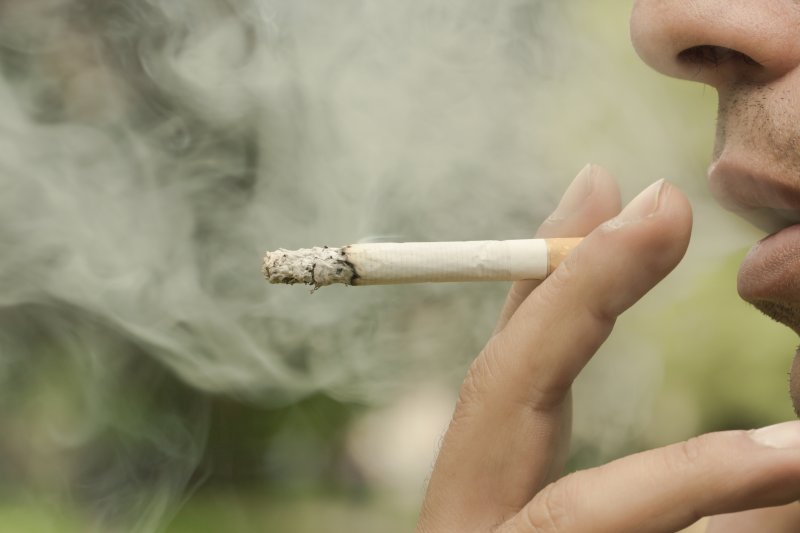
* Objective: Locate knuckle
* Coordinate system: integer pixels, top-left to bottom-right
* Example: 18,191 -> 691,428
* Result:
538,259 -> 575,306
457,332 -> 569,420
454,345 -> 501,419
663,436 -> 706,475
508,280 -> 540,308
523,477 -> 578,532
541,251 -> 616,327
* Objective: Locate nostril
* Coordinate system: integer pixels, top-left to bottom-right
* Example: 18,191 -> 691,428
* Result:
678,45 -> 762,69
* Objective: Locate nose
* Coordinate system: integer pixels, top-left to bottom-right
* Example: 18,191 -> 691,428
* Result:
630,0 -> 800,88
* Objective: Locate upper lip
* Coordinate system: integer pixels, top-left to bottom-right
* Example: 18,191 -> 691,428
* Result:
708,155 -> 800,234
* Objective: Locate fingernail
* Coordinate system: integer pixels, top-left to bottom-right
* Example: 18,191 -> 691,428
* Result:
607,179 -> 667,228
548,164 -> 595,222
750,421 -> 800,449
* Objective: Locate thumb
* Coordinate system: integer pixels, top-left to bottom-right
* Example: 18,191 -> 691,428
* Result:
499,421 -> 800,533
705,502 -> 800,532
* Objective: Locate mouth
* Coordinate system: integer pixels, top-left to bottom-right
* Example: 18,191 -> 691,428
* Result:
710,156 -> 800,417
708,157 -> 800,332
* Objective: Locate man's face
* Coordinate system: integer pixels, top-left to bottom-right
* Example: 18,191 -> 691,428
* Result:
630,0 -> 800,413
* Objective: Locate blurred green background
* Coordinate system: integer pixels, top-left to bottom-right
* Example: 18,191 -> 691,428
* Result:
1,1 -> 797,532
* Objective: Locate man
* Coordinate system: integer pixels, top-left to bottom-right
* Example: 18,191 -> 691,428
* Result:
416,1 -> 800,531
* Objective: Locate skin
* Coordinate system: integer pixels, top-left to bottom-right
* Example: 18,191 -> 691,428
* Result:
416,2 -> 800,531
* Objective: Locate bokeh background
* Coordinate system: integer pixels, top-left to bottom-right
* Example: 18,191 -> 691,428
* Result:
0,1 -> 796,532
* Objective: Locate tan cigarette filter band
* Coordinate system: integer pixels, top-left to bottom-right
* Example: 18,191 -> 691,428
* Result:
547,238 -> 582,274
263,238 -> 583,288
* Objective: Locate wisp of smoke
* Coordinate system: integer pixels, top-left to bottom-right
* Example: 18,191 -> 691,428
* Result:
0,0 -> 570,397
0,0 -> 579,530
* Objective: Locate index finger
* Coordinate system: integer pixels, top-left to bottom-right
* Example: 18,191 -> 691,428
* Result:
494,164 -> 621,333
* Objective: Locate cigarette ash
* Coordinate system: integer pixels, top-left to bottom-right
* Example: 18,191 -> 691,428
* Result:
263,247 -> 356,288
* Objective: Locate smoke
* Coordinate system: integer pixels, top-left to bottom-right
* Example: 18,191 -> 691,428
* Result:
0,0 -> 584,529
0,0 -> 733,530
0,0 -> 575,397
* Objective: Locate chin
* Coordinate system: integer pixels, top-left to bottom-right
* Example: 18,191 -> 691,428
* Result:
748,299 -> 800,335
742,299 -> 800,416
747,299 -> 800,418
791,351 -> 800,418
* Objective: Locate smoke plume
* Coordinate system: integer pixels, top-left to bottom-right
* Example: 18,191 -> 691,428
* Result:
0,1 -> 732,530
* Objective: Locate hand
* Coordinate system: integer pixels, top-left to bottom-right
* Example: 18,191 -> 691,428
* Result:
416,165 -> 800,533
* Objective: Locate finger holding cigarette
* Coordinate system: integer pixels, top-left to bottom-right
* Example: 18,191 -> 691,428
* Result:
494,164 -> 623,331
418,177 -> 693,532
262,238 -> 582,288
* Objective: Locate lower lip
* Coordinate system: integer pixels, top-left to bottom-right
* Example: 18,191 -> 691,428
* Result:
738,224 -> 800,302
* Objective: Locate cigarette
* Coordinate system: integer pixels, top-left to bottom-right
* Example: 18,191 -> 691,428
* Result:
262,238 -> 582,288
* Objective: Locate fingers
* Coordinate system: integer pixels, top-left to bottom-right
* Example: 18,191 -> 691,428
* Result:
486,164 -> 620,501
496,178 -> 691,407
419,177 -> 692,531
501,422 -> 800,533
494,164 -> 622,333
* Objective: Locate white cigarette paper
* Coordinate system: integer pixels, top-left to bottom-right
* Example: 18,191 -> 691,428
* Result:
262,238 -> 581,288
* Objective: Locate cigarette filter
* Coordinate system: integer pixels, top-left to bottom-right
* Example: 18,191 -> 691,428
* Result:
263,238 -> 581,288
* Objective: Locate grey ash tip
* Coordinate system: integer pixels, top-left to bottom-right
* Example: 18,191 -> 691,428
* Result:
262,246 -> 355,288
